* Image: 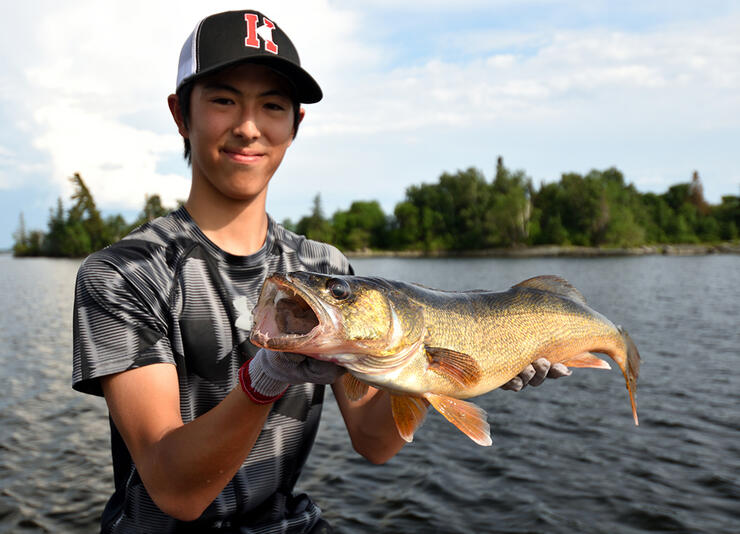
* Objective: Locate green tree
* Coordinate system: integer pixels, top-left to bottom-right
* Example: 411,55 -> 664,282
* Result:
68,172 -> 109,253
403,182 -> 454,250
332,200 -> 389,251
439,167 -> 493,249
390,201 -> 421,249
12,213 -> 44,256
639,193 -> 672,243
488,158 -> 532,246
715,195 -> 739,240
128,194 -> 172,232
394,167 -> 494,251
531,182 -> 570,245
295,194 -> 333,243
106,214 -> 130,243
44,197 -> 74,256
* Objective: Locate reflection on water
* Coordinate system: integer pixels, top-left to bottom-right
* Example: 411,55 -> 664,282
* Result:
0,254 -> 738,533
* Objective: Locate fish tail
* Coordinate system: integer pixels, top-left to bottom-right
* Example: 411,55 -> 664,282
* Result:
617,325 -> 641,426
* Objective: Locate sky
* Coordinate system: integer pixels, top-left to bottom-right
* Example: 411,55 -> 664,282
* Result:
1,0 -> 738,249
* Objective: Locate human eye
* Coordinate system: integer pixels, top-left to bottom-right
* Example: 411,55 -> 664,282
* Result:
211,97 -> 235,105
264,101 -> 287,111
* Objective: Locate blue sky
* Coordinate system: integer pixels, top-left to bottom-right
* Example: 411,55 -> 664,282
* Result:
1,0 -> 738,249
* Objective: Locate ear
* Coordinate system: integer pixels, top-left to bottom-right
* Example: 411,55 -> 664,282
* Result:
291,106 -> 306,141
167,94 -> 189,138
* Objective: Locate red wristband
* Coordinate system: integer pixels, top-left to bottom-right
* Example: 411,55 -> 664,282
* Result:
238,360 -> 287,405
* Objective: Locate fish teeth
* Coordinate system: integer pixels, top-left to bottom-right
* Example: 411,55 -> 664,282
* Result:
274,289 -> 291,304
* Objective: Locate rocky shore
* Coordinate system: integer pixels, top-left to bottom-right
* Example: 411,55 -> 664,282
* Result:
346,242 -> 740,259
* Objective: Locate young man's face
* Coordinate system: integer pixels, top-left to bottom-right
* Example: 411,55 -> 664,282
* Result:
176,63 -> 303,205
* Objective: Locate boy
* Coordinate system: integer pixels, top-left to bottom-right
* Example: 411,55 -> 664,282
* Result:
73,9 -> 567,533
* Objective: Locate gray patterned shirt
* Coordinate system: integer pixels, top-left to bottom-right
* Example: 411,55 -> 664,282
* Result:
73,207 -> 352,533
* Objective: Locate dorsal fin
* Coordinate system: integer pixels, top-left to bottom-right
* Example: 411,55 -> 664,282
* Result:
513,275 -> 586,304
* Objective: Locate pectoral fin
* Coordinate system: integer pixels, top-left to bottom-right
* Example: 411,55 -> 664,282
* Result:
424,392 -> 492,446
342,373 -> 370,401
561,352 -> 611,369
390,394 -> 429,443
425,346 -> 481,388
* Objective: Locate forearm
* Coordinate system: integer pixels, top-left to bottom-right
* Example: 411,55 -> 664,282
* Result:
140,388 -> 270,519
332,382 -> 409,464
102,365 -> 272,521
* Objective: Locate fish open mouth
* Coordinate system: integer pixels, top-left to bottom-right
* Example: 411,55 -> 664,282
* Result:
250,274 -> 330,351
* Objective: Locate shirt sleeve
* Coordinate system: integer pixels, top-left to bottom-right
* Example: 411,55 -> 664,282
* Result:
72,245 -> 176,396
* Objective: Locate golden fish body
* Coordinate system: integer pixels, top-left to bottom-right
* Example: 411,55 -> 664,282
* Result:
250,273 -> 640,446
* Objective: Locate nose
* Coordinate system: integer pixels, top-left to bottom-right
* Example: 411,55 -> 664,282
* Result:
232,110 -> 261,141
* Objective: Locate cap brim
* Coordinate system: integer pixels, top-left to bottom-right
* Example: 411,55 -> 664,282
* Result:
178,56 -> 322,104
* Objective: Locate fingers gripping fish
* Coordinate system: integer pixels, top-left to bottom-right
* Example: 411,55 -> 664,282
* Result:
249,273 -> 641,446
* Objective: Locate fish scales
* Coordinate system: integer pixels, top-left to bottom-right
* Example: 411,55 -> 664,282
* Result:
386,283 -> 620,398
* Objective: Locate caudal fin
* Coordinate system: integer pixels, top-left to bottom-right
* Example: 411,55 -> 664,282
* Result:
618,325 -> 641,426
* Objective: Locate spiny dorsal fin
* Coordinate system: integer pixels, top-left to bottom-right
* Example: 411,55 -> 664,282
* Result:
424,392 -> 492,446
390,394 -> 429,443
342,373 -> 370,401
425,346 -> 482,388
513,275 -> 586,304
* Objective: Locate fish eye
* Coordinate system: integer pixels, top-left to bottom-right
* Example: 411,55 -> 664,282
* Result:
327,278 -> 351,300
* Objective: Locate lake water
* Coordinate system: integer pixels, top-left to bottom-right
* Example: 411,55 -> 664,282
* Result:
0,253 -> 738,533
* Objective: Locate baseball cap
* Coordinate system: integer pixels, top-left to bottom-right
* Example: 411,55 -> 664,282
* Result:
176,10 -> 322,103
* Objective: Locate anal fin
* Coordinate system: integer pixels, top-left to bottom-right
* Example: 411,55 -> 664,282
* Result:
424,392 -> 492,446
390,395 -> 429,443
342,373 -> 370,401
561,352 -> 611,369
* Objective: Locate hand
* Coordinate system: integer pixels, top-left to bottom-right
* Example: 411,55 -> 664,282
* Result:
239,349 -> 345,404
501,358 -> 571,392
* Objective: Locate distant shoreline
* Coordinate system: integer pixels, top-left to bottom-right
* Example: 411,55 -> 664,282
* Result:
346,242 -> 740,259
4,242 -> 739,260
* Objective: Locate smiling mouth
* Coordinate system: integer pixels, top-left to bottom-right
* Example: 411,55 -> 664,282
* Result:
224,150 -> 264,162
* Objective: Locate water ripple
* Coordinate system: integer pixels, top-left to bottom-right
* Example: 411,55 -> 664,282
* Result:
1,255 -> 739,533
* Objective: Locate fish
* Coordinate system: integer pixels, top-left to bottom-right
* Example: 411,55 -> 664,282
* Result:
249,272 -> 640,446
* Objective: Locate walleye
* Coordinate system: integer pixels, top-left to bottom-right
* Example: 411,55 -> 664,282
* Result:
249,272 -> 640,446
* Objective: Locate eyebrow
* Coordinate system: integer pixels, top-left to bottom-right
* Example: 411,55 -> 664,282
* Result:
201,83 -> 290,99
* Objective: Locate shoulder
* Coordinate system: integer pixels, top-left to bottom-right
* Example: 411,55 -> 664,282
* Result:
271,221 -> 353,275
76,210 -> 197,303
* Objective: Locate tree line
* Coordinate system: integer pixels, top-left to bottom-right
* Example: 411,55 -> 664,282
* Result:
12,173 -> 172,257
289,157 -> 738,251
12,159 -> 740,258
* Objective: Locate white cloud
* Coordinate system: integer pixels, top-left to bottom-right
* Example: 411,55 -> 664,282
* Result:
308,15 -> 740,138
31,103 -> 188,208
6,0 -> 370,211
1,0 -> 738,224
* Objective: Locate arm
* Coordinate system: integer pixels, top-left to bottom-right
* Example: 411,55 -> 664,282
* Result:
101,363 -> 270,521
101,349 -> 343,520
332,380 -> 410,465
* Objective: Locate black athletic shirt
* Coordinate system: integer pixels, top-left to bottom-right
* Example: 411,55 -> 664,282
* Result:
72,206 -> 352,533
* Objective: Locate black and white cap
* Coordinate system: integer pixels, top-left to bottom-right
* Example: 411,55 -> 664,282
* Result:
176,10 -> 322,103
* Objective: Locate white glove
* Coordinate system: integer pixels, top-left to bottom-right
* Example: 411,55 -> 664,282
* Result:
238,349 -> 345,404
501,358 -> 571,391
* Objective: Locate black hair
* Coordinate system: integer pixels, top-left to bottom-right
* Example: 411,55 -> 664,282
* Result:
176,80 -> 302,164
